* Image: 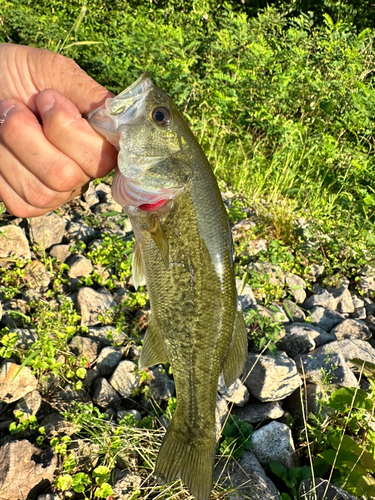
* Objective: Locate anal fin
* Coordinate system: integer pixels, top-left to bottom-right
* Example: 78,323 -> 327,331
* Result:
139,319 -> 169,369
150,218 -> 169,269
222,308 -> 248,388
132,242 -> 145,290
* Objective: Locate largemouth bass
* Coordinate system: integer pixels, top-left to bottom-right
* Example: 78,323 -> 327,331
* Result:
88,74 -> 248,500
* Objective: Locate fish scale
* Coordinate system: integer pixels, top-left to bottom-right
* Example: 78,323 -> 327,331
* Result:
88,73 -> 248,500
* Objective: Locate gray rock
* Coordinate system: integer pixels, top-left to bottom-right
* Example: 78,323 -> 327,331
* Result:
49,244 -> 71,262
67,255 -> 93,278
93,377 -> 121,408
309,306 -> 344,331
11,328 -> 37,351
0,225 -> 31,263
0,362 -> 38,403
303,285 -> 336,310
84,368 -> 100,388
37,495 -> 61,500
233,401 -> 284,424
352,295 -> 365,309
217,374 -> 249,407
93,201 -> 123,215
358,266 -> 375,295
86,325 -> 127,345
277,325 -> 316,357
40,413 -> 65,437
110,360 -> 140,398
351,306 -> 366,320
283,383 -> 333,423
330,318 -> 371,341
285,322 -> 336,348
251,421 -> 296,469
148,365 -> 175,400
82,183 -> 100,207
236,279 -> 257,310
1,299 -> 28,327
365,301 -> 375,317
294,351 -> 358,388
28,212 -> 66,250
55,384 -> 89,403
283,299 -> 306,322
215,394 -> 228,439
306,264 -> 325,280
249,262 -> 285,287
313,339 -> 375,366
14,390 -> 42,417
95,182 -> 112,203
95,347 -> 123,376
327,287 -> 355,313
0,440 -> 57,500
215,451 -> 280,500
69,336 -> 101,364
117,409 -> 142,423
67,221 -> 97,243
365,315 -> 375,334
112,468 -> 142,499
300,478 -> 359,500
76,287 -> 116,326
285,274 -> 307,304
23,260 -> 51,291
243,352 -> 302,402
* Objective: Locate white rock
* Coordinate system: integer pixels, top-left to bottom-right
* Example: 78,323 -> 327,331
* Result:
251,421 -> 296,468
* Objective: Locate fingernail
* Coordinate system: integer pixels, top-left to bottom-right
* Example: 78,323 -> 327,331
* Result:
0,99 -> 16,123
40,91 -> 56,115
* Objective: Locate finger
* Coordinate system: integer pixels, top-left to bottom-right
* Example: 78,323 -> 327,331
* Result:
0,99 -> 90,196
36,89 -> 117,179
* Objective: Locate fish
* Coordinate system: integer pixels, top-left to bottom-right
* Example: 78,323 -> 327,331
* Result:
87,73 -> 248,500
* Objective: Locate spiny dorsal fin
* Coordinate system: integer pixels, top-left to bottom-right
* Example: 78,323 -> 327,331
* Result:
132,242 -> 145,290
139,319 -> 169,369
150,218 -> 169,269
222,308 -> 248,388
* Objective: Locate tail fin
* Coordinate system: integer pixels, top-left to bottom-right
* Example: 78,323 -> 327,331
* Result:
155,418 -> 215,500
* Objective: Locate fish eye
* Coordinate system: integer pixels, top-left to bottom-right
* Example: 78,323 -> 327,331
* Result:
152,107 -> 171,126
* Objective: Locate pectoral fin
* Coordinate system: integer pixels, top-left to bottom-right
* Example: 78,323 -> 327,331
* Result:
139,319 -> 169,369
132,242 -> 145,290
222,309 -> 248,388
150,218 -> 169,269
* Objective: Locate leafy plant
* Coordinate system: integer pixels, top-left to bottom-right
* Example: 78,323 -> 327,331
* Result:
219,415 -> 253,460
269,462 -> 312,500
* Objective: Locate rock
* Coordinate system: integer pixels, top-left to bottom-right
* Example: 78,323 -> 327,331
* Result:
76,287 -> 116,326
67,255 -> 93,278
283,383 -> 333,423
28,212 -> 66,249
243,352 -> 302,402
365,315 -> 375,334
40,413 -> 65,437
110,360 -> 140,398
283,299 -> 306,322
251,421 -> 296,468
330,318 -> 371,341
284,322 -> 336,348
112,468 -> 142,499
69,336 -> 101,364
285,274 -> 307,304
1,298 -> 28,327
267,304 -> 289,324
327,287 -> 355,313
0,362 -> 38,403
358,266 -> 375,295
11,328 -> 37,351
95,347 -> 123,376
117,409 -> 142,423
294,351 -> 358,388
277,325 -> 316,357
351,307 -> 366,320
23,260 -> 51,292
55,384 -> 89,403
14,390 -> 42,417
94,201 -> 123,215
0,225 -> 31,263
306,264 -> 325,280
352,295 -> 365,309
309,306 -> 344,331
148,365 -> 175,400
37,495 -> 61,500
233,401 -> 284,424
49,244 -> 71,262
84,368 -> 100,387
215,394 -> 228,439
303,285 -> 336,310
95,182 -> 112,203
93,377 -> 121,408
217,374 -> 249,407
82,183 -> 100,207
300,478 -> 359,500
312,339 -> 375,366
67,221 -> 97,243
86,325 -> 127,345
365,301 -> 375,317
236,279 -> 257,310
0,440 -> 57,500
215,451 -> 280,500
249,262 -> 285,287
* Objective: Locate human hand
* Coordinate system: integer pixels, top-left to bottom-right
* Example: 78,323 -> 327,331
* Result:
0,43 -> 118,217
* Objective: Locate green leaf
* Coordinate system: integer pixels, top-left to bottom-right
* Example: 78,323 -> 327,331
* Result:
269,461 -> 288,480
94,482 -> 113,498
55,474 -> 73,491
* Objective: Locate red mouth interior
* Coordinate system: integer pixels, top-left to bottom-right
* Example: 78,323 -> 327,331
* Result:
138,199 -> 167,211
